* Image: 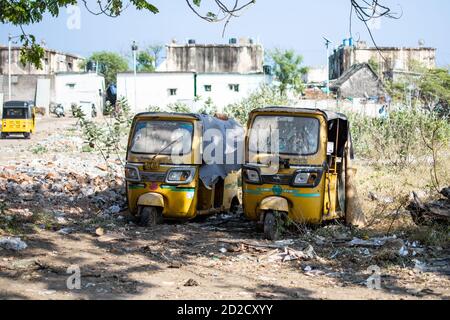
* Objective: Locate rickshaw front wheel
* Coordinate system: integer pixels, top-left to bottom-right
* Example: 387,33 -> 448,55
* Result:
263,211 -> 282,241
24,132 -> 31,139
0,133 -> 7,139
140,206 -> 162,227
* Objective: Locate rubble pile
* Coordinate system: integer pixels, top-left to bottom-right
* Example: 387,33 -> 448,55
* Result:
0,158 -> 126,214
408,187 -> 450,225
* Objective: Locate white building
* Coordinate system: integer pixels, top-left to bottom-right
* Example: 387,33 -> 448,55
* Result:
302,66 -> 328,84
117,71 -> 270,113
54,72 -> 105,114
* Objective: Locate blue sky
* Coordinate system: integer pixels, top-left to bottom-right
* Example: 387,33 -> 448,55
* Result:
1,0 -> 449,67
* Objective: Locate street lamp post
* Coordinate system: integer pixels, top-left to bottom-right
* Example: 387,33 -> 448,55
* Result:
323,37 -> 332,97
131,41 -> 138,110
8,34 -> 21,101
8,34 -> 12,101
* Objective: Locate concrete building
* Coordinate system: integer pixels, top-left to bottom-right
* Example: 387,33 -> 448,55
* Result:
0,45 -> 92,114
330,63 -> 386,99
117,71 -> 269,113
329,40 -> 436,80
119,38 -> 269,113
0,45 -> 84,75
302,66 -> 328,84
158,37 -> 264,74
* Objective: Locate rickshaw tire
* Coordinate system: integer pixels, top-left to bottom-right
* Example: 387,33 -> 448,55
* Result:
24,133 -> 31,139
0,133 -> 7,139
140,206 -> 162,227
263,212 -> 281,241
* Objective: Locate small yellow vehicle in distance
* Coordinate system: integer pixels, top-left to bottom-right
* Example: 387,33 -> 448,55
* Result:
242,107 -> 357,239
1,101 -> 36,139
125,112 -> 243,226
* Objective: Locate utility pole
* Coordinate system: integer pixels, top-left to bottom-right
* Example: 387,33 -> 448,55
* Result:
131,41 -> 138,111
323,37 -> 332,97
8,34 -> 12,101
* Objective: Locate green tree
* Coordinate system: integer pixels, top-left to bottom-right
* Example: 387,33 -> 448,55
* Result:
419,68 -> 450,115
81,51 -> 129,86
137,51 -> 155,72
368,58 -> 380,74
270,49 -> 308,96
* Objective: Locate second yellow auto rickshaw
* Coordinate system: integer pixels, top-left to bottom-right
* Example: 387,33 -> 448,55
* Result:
1,101 -> 36,139
125,112 -> 243,226
242,107 -> 357,239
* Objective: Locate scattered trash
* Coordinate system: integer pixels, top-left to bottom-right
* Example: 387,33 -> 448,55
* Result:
0,237 -> 27,251
398,246 -> 409,257
95,227 -> 105,236
304,266 -> 312,272
219,248 -> 227,254
184,279 -> 199,287
57,227 -> 75,235
348,236 -> 398,247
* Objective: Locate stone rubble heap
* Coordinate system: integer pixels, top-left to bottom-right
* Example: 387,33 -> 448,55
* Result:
0,157 -> 126,214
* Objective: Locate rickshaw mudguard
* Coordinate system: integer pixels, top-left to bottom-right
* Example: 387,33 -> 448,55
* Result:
259,196 -> 289,213
137,193 -> 165,208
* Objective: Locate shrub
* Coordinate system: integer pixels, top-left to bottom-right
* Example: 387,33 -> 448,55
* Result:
224,85 -> 289,124
349,108 -> 450,167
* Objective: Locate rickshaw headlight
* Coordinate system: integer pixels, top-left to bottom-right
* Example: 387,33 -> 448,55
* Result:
125,165 -> 140,182
292,168 -> 323,187
244,168 -> 261,184
293,172 -> 310,185
165,167 -> 196,184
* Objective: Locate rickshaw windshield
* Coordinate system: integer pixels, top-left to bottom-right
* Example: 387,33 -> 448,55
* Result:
130,120 -> 194,155
3,108 -> 29,119
249,115 -> 320,156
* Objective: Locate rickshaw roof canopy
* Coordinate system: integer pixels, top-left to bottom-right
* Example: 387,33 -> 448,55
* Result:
250,106 -> 349,122
3,101 -> 34,108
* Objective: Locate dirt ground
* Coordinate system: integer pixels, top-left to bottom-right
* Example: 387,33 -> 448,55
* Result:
0,116 -> 448,300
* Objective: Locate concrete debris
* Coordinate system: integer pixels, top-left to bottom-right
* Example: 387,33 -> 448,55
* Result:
184,279 -> 199,287
0,237 -> 28,251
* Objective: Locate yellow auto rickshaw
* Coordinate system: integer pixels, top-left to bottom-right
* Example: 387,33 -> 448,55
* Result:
125,112 -> 243,226
242,107 -> 357,239
1,101 -> 36,139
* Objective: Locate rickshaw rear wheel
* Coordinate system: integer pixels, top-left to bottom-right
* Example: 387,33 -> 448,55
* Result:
0,133 -> 7,139
140,206 -> 162,227
263,211 -> 282,241
24,132 -> 31,139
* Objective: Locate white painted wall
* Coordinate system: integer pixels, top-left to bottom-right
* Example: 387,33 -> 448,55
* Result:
117,72 -> 269,113
117,72 -> 195,113
54,73 -> 105,114
196,73 -> 268,111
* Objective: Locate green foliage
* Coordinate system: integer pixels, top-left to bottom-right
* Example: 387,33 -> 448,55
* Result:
147,105 -> 162,112
349,109 -> 450,167
73,97 -> 133,167
224,85 -> 289,124
198,98 -> 218,115
80,51 -> 129,86
419,68 -> 450,114
269,49 -> 308,96
0,0 -> 158,69
137,51 -> 155,72
368,58 -> 380,74
167,102 -> 191,113
30,144 -> 48,155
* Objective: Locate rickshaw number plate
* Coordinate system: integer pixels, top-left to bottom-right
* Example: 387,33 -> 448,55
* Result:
144,160 -> 160,171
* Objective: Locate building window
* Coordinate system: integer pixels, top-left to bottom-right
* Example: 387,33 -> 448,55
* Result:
168,88 -> 177,96
66,83 -> 76,89
204,85 -> 212,92
229,84 -> 239,92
